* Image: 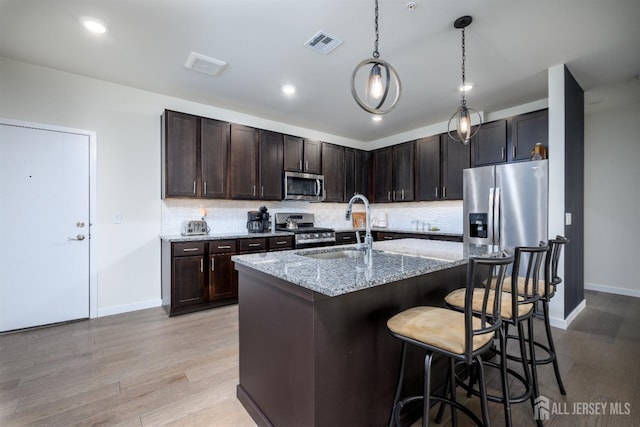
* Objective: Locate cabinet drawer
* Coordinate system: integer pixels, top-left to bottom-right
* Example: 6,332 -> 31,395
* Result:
173,241 -> 206,257
268,236 -> 293,251
239,238 -> 267,253
335,232 -> 357,244
209,239 -> 237,254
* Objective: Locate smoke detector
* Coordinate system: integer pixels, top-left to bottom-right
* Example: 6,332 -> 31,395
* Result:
184,52 -> 227,76
304,31 -> 343,55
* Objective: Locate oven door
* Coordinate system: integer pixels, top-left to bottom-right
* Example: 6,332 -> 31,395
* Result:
284,171 -> 326,201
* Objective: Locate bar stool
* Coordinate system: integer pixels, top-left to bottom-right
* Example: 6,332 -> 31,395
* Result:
387,252 -> 514,427
515,236 -> 569,394
443,243 -> 549,427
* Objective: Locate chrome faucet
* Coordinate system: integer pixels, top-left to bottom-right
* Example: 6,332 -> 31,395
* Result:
345,193 -> 373,258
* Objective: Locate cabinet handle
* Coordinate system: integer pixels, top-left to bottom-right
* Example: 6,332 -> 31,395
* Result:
388,191 -> 391,201
512,145 -> 516,159
501,147 -> 505,160
299,160 -> 303,170
211,258 -> 215,271
305,160 -> 309,171
261,186 -> 264,198
182,248 -> 199,252
384,236 -> 393,240
443,187 -> 447,199
276,241 -> 288,245
342,236 -> 351,240
248,243 -> 261,247
200,258 -> 203,273
216,245 -> 231,249
253,185 -> 256,197
435,187 -> 439,198
401,189 -> 405,200
193,181 -> 196,194
203,181 -> 207,195
393,190 -> 396,200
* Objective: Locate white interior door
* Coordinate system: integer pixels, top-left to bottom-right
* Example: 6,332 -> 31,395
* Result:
0,124 -> 90,332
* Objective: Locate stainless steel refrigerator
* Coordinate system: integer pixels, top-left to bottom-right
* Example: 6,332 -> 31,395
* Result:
463,160 -> 548,248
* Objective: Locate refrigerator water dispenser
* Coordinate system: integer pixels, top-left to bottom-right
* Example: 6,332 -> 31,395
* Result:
469,213 -> 488,238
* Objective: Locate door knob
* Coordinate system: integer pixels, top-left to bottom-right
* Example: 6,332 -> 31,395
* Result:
68,234 -> 85,241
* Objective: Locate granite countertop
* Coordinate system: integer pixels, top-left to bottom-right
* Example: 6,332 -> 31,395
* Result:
160,230 -> 293,242
232,239 -> 501,297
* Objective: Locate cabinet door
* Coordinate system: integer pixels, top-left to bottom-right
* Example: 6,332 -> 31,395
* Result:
472,120 -> 507,166
441,134 -> 470,200
163,110 -> 198,198
283,135 -> 304,172
172,255 -> 205,308
230,124 -> 259,199
393,141 -> 415,201
511,109 -> 548,162
322,143 -> 344,202
344,148 -> 355,201
373,147 -> 393,202
355,149 -> 371,199
304,139 -> 322,174
201,118 -> 230,198
259,130 -> 283,200
209,254 -> 235,301
335,232 -> 357,245
415,135 -> 441,201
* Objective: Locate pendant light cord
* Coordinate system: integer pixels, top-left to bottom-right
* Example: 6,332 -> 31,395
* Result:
373,0 -> 380,59
460,26 -> 467,106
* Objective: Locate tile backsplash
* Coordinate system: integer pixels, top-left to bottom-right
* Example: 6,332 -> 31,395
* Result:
161,199 -> 463,236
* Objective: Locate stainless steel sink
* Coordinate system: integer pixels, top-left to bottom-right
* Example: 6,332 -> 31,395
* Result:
298,249 -> 366,260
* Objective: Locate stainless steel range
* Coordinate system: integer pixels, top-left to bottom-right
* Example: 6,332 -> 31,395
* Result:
274,212 -> 335,248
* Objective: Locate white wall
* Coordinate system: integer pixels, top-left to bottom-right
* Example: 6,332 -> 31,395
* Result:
584,100 -> 640,297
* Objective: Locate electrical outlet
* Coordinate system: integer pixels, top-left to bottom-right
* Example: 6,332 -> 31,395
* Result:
113,212 -> 122,224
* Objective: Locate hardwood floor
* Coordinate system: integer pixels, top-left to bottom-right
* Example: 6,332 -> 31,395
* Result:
1,290 -> 638,426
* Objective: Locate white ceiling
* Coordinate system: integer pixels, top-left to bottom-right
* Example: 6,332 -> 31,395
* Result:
1,0 -> 639,142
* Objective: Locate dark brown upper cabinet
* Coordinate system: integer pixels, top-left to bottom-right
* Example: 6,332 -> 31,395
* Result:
284,136 -> 321,174
373,142 -> 414,202
229,124 -> 260,199
162,110 -> 230,199
440,133 -> 470,200
471,119 -> 507,167
510,109 -> 548,162
415,135 -> 441,201
259,130 -> 284,200
201,118 -> 231,199
344,148 -> 371,201
321,142 -> 345,202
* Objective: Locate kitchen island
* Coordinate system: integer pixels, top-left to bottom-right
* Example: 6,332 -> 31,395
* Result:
233,239 -> 499,427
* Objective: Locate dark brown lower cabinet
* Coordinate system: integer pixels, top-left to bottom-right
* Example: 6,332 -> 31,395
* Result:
209,240 -> 237,302
335,231 -> 358,245
169,242 -> 206,309
374,231 -> 463,242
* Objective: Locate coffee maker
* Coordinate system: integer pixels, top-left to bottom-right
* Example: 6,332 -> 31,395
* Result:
247,206 -> 270,233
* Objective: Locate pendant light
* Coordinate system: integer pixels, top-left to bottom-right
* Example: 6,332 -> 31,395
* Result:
351,0 -> 401,115
447,15 -> 482,145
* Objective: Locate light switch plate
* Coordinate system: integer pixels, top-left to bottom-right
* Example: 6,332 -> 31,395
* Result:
565,212 -> 572,226
113,212 -> 122,224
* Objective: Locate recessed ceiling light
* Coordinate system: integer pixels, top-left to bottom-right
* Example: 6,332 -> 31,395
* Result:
459,83 -> 473,92
372,116 -> 382,122
282,85 -> 296,96
81,17 -> 107,34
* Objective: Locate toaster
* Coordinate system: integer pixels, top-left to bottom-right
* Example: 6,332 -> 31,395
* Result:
181,220 -> 210,236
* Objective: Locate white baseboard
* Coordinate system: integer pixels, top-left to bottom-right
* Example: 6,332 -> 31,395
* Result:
584,282 -> 640,298
96,299 -> 162,318
548,299 -> 587,330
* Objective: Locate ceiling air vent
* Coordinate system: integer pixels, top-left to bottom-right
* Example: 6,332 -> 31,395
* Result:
304,31 -> 343,55
184,52 -> 227,76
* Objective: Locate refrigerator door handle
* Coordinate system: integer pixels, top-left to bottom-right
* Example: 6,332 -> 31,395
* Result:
488,188 -> 495,244
493,187 -> 501,246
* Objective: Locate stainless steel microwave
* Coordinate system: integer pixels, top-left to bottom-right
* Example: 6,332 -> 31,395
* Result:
284,171 -> 326,201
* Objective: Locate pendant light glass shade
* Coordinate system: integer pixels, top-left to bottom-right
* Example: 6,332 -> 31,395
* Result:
351,0 -> 401,115
447,16 -> 481,145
